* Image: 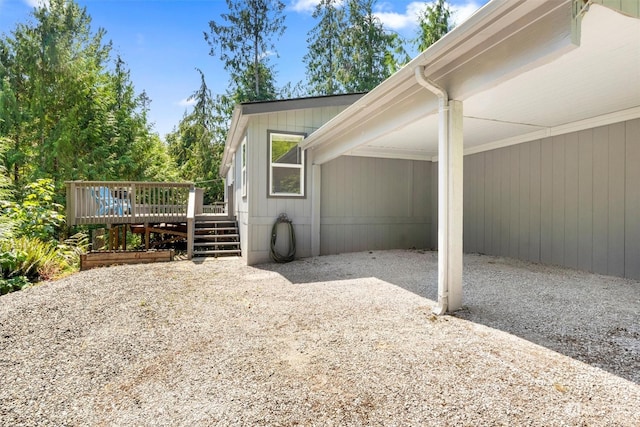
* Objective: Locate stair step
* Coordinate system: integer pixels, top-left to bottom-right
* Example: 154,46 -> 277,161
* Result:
195,227 -> 238,233
191,219 -> 240,257
193,249 -> 241,256
195,234 -> 240,241
195,220 -> 236,225
194,241 -> 240,247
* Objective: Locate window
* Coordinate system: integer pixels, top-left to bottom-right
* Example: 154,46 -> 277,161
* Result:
241,138 -> 247,198
268,131 -> 305,197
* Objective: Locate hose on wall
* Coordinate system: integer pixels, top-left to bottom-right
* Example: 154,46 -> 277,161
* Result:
270,213 -> 296,263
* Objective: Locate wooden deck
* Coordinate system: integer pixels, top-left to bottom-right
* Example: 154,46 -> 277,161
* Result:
66,181 -> 232,259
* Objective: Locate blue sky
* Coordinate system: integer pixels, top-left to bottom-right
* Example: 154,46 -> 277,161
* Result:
0,0 -> 487,137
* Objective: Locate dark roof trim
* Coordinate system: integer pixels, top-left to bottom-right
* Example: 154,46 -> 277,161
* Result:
241,92 -> 367,115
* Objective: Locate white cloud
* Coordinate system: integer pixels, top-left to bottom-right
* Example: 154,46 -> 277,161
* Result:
289,0 -> 345,14
375,2 -> 426,31
178,98 -> 196,107
23,0 -> 48,8
375,1 -> 483,32
450,1 -> 482,27
289,0 -> 319,13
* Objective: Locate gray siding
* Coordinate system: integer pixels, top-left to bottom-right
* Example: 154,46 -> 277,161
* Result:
320,156 -> 435,255
463,118 -> 640,279
244,105 -> 348,265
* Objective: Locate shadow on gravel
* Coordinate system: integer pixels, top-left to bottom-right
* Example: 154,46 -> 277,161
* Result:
259,250 -> 640,384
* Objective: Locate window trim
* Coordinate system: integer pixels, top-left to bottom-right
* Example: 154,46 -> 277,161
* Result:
241,137 -> 247,198
267,130 -> 307,198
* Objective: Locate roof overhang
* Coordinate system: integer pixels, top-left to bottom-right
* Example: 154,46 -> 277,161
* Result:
219,93 -> 365,177
301,0 -> 640,164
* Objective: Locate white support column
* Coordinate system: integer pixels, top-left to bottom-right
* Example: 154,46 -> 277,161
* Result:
434,99 -> 464,314
310,158 -> 322,257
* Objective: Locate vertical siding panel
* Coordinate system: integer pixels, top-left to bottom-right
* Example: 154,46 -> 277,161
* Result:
484,151 -> 497,255
577,129 -> 594,272
430,161 -> 438,249
367,158 -> 377,219
499,148 -> 510,256
529,140 -> 542,262
608,122 -> 626,276
564,133 -> 579,269
592,126 -> 610,274
463,155 -> 475,253
551,135 -> 566,266
540,137 -> 554,264
336,156 -> 346,219
351,156 -> 362,217
476,153 -> 486,254
487,151 -> 499,255
509,146 -> 520,258
519,143 -> 531,260
625,119 -> 640,279
321,158 -> 333,218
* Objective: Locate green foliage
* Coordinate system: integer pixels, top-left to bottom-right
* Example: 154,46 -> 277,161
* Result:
304,0 -> 346,95
167,69 -> 225,203
0,275 -> 30,296
415,0 -> 452,52
0,236 -> 69,282
2,178 -> 64,242
0,0 -> 177,196
305,0 -> 409,95
0,138 -> 16,238
205,0 -> 286,103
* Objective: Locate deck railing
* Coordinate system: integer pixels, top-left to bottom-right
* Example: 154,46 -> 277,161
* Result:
66,181 -> 196,225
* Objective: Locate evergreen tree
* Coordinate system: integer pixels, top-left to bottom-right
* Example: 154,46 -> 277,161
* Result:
339,0 -> 407,92
167,69 -> 224,203
0,0 -> 176,198
204,0 -> 286,102
415,0 -> 452,52
304,0 -> 346,95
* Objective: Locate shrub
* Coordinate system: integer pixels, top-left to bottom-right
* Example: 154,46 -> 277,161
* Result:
0,276 -> 30,295
2,178 -> 65,242
0,236 -> 68,282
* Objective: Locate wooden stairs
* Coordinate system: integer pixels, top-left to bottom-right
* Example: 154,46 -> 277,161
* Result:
192,217 -> 241,257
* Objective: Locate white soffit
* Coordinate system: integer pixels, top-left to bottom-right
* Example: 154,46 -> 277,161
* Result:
464,4 -> 640,137
347,4 -> 640,161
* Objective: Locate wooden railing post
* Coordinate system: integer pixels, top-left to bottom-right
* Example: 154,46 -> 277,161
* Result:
130,182 -> 137,222
195,188 -> 204,215
187,185 -> 196,259
66,181 -> 77,226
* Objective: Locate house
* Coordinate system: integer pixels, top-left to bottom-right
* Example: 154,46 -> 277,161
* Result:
220,0 -> 640,313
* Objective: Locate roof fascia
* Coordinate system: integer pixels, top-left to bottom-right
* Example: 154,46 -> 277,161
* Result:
241,93 -> 365,115
220,93 -> 365,177
220,105 -> 248,177
300,0 -> 574,158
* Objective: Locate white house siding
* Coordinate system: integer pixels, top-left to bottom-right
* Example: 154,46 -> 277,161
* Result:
243,105 -> 349,265
463,118 -> 640,280
320,156 -> 436,255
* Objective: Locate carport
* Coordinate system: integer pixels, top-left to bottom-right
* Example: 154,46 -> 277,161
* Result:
300,0 -> 640,313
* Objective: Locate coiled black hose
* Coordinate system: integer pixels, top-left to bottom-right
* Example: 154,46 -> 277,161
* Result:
270,213 -> 296,263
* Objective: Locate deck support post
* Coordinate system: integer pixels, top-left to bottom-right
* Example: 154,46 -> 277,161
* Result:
311,161 -> 321,257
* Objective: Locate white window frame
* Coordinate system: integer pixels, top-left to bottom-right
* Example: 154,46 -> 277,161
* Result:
268,131 -> 306,198
241,137 -> 247,198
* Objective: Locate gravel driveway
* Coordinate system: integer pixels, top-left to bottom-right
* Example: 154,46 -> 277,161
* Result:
1,250 -> 638,426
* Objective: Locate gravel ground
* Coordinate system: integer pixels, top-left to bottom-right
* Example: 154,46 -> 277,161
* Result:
0,250 -> 638,426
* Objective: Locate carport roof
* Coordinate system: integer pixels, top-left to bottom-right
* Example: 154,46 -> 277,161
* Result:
300,0 -> 640,164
